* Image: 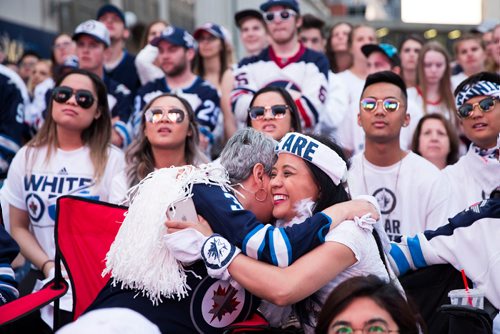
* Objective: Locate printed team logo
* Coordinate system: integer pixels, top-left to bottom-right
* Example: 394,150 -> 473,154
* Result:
202,236 -> 236,270
373,187 -> 396,214
26,193 -> 45,223
190,276 -> 255,333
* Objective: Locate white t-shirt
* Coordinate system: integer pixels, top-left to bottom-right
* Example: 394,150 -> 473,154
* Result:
110,170 -> 128,205
442,145 -> 500,215
451,72 -> 467,91
2,145 -> 125,259
348,152 -> 452,240
406,87 -> 455,121
318,71 -> 349,141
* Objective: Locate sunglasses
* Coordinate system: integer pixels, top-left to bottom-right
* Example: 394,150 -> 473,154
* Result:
144,107 -> 186,124
248,105 -> 289,120
457,96 -> 497,119
360,97 -> 401,113
52,86 -> 95,109
263,9 -> 297,22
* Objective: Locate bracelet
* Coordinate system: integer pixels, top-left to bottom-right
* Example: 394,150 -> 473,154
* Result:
41,259 -> 55,273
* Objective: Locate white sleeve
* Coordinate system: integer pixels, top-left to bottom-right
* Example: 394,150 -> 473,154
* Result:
230,64 -> 258,125
2,148 -> 28,210
320,71 -> 349,137
325,221 -> 363,263
135,45 -> 165,85
109,171 -> 128,205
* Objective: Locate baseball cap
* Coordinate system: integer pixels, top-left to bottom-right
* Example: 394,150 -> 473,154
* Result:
193,23 -> 227,42
260,0 -> 300,13
62,55 -> 79,69
73,20 -> 111,47
362,43 -> 400,68
96,4 -> 126,25
150,26 -> 196,49
234,9 -> 264,28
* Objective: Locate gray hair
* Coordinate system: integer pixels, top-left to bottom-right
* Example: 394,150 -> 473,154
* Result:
220,128 -> 277,184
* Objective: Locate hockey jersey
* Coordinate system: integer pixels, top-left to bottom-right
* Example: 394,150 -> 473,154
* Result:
130,76 -> 220,139
88,182 -> 332,333
104,51 -> 141,96
231,45 -> 329,131
0,65 -> 28,177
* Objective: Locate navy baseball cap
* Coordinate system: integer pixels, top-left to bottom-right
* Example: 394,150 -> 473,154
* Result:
73,20 -> 111,47
362,43 -> 401,68
96,4 -> 126,25
260,0 -> 300,13
235,9 -> 264,27
150,26 -> 196,49
193,23 -> 227,41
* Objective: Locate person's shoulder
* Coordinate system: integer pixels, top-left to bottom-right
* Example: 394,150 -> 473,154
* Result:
237,48 -> 269,67
137,78 -> 165,95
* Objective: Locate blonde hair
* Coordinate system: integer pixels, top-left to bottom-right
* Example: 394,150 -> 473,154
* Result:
27,69 -> 112,182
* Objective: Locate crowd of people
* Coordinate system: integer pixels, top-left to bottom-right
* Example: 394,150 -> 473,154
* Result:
0,0 -> 499,333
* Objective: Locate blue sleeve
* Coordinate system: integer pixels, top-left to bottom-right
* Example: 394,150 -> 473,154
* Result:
0,224 -> 20,305
192,184 -> 331,267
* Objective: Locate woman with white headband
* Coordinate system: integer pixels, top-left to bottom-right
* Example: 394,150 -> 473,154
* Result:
192,132 -> 399,333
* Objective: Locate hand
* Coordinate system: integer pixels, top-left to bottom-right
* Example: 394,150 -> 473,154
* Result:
322,195 -> 380,230
165,215 -> 214,236
111,129 -> 124,147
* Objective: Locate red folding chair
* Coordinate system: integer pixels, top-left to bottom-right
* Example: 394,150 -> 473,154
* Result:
0,196 -> 127,329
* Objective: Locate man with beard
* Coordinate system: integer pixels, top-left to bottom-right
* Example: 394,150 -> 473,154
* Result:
130,26 -> 220,151
231,0 -> 329,132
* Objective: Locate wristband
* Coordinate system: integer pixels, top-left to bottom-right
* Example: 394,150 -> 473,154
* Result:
41,259 -> 55,273
201,234 -> 241,280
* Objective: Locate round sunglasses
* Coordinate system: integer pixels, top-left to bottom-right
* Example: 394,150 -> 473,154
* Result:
263,9 -> 296,22
52,86 -> 96,109
144,107 -> 186,124
457,96 -> 497,119
360,97 -> 401,113
248,105 -> 289,120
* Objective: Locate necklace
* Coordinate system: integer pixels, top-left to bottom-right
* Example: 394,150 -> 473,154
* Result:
362,152 -> 405,238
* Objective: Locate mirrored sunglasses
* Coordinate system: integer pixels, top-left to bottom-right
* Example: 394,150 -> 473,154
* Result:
144,107 -> 186,124
248,105 -> 289,120
457,96 -> 497,119
360,97 -> 401,113
52,86 -> 95,109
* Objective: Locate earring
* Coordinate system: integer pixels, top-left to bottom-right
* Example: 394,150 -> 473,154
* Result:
255,188 -> 268,202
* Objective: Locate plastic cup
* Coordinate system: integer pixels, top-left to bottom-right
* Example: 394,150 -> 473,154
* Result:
448,288 -> 484,309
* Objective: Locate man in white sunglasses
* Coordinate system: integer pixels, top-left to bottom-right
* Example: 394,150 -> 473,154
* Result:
231,0 -> 329,133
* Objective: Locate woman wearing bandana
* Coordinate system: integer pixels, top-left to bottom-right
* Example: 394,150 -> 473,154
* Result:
193,132 -> 399,333
444,71 -> 500,213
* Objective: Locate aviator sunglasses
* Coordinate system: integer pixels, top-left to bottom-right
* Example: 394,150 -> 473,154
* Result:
248,105 -> 289,120
457,96 -> 497,119
144,107 -> 186,124
360,97 -> 401,113
52,86 -> 95,109
263,9 -> 297,22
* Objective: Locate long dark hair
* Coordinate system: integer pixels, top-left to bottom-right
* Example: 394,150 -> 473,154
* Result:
293,133 -> 351,326
28,68 -> 111,181
325,22 -> 353,73
315,275 -> 422,334
247,86 -> 303,133
192,32 -> 231,84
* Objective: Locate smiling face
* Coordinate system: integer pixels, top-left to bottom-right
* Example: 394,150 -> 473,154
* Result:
240,17 -> 268,55
250,91 -> 294,140
418,118 -> 450,164
460,95 -> 500,149
51,73 -> 100,133
328,297 -> 399,334
270,153 -> 319,222
144,95 -> 191,151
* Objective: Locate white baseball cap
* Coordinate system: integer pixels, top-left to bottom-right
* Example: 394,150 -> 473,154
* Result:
73,19 -> 111,47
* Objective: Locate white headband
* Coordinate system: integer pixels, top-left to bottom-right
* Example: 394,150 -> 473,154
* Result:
275,133 -> 347,186
455,80 -> 500,108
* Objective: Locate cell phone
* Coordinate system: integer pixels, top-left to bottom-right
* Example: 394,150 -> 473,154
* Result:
166,198 -> 198,222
